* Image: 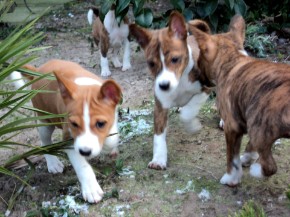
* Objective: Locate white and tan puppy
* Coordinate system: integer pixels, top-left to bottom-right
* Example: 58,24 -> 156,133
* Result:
17,59 -> 122,203
130,11 -> 211,170
88,5 -> 131,77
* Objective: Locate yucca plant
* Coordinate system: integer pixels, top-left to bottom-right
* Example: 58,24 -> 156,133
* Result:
0,2 -> 72,214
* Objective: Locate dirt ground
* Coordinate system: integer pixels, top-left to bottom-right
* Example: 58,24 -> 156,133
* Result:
1,1 -> 290,217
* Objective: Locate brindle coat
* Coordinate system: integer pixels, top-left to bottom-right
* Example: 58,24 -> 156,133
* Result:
189,15 -> 290,185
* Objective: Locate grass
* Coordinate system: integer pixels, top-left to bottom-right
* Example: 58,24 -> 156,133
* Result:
230,200 -> 266,217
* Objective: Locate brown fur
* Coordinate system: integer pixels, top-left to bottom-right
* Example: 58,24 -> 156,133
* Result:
189,15 -> 290,182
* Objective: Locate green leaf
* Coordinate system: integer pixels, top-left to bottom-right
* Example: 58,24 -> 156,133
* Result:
203,0 -> 219,17
183,8 -> 193,21
116,6 -> 129,25
224,0 -> 235,10
132,0 -> 145,15
234,0 -> 247,16
100,0 -> 114,21
116,0 -> 130,16
170,0 -> 185,12
209,12 -> 219,33
135,8 -> 153,28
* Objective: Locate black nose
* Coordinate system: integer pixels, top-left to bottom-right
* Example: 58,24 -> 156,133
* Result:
159,81 -> 170,91
79,148 -> 92,156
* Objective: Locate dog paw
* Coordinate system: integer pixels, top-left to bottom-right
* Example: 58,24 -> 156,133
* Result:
220,172 -> 241,186
45,155 -> 64,174
122,63 -> 131,71
101,70 -> 112,77
249,163 -> 264,178
112,59 -> 122,68
148,160 -> 167,170
81,179 -> 104,203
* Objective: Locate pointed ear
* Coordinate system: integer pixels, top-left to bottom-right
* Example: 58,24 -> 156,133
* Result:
54,71 -> 77,104
187,20 -> 211,34
168,11 -> 187,40
228,15 -> 246,47
188,24 -> 211,52
129,24 -> 152,49
99,80 -> 122,106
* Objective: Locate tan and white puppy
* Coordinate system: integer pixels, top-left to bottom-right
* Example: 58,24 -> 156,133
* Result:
17,59 -> 121,203
130,12 -> 210,170
88,5 -> 131,77
189,15 -> 290,186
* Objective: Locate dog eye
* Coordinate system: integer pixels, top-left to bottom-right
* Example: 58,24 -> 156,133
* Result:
70,121 -> 79,128
147,61 -> 155,68
171,57 -> 179,64
96,121 -> 106,129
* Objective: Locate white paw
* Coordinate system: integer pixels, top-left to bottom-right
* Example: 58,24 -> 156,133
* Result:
220,172 -> 241,186
81,178 -> 104,203
219,119 -> 224,129
148,160 -> 167,170
122,63 -> 131,71
250,163 -> 264,178
240,152 -> 259,167
45,155 -> 64,174
183,118 -> 202,133
101,69 -> 112,77
112,59 -> 122,68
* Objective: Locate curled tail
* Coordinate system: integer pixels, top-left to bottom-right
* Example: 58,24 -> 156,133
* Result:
87,7 -> 99,25
9,64 -> 37,89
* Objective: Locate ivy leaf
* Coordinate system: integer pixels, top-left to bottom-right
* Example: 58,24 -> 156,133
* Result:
135,8 -> 153,27
116,0 -> 130,15
183,8 -> 193,21
132,0 -> 146,15
224,0 -> 235,10
234,0 -> 247,16
203,0 -> 218,17
170,0 -> 185,12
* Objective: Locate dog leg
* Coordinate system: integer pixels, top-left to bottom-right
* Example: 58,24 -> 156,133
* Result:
66,149 -> 103,203
112,48 -> 122,68
220,131 -> 243,186
148,97 -> 168,170
250,141 -> 277,178
240,140 -> 259,167
38,125 -> 64,174
180,92 -> 209,133
122,38 -> 131,71
100,32 -> 111,77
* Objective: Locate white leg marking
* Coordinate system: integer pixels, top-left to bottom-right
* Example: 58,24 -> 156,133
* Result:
219,119 -> 224,129
240,151 -> 259,167
38,125 -> 64,174
66,149 -> 103,203
122,38 -> 131,71
180,92 -> 209,133
148,130 -> 167,169
112,48 -> 122,68
74,103 -> 101,157
104,112 -> 119,156
100,54 -> 111,77
220,156 -> 243,186
250,163 -> 264,178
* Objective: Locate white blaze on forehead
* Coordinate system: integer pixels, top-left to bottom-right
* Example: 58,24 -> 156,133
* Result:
74,102 -> 101,157
74,77 -> 102,86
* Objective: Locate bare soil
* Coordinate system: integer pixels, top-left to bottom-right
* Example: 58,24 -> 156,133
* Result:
1,1 -> 290,217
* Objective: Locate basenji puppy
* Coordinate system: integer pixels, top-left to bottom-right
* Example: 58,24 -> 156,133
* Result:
188,15 -> 290,186
130,11 -> 211,170
17,59 -> 122,203
88,5 -> 131,77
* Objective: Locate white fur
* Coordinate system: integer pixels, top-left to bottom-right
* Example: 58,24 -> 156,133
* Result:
74,77 -> 102,86
148,130 -> 167,169
180,92 -> 208,133
250,163 -> 264,178
74,103 -> 101,157
122,38 -> 131,71
87,9 -> 94,25
239,49 -> 248,56
155,45 -> 200,109
220,156 -> 243,186
240,151 -> 259,167
100,55 -> 111,77
103,112 -> 119,155
274,139 -> 281,145
66,149 -> 103,203
9,71 -> 26,89
219,119 -> 224,129
38,124 -> 64,174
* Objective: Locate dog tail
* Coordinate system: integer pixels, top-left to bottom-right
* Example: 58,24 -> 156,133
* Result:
88,6 -> 99,25
8,64 -> 36,89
